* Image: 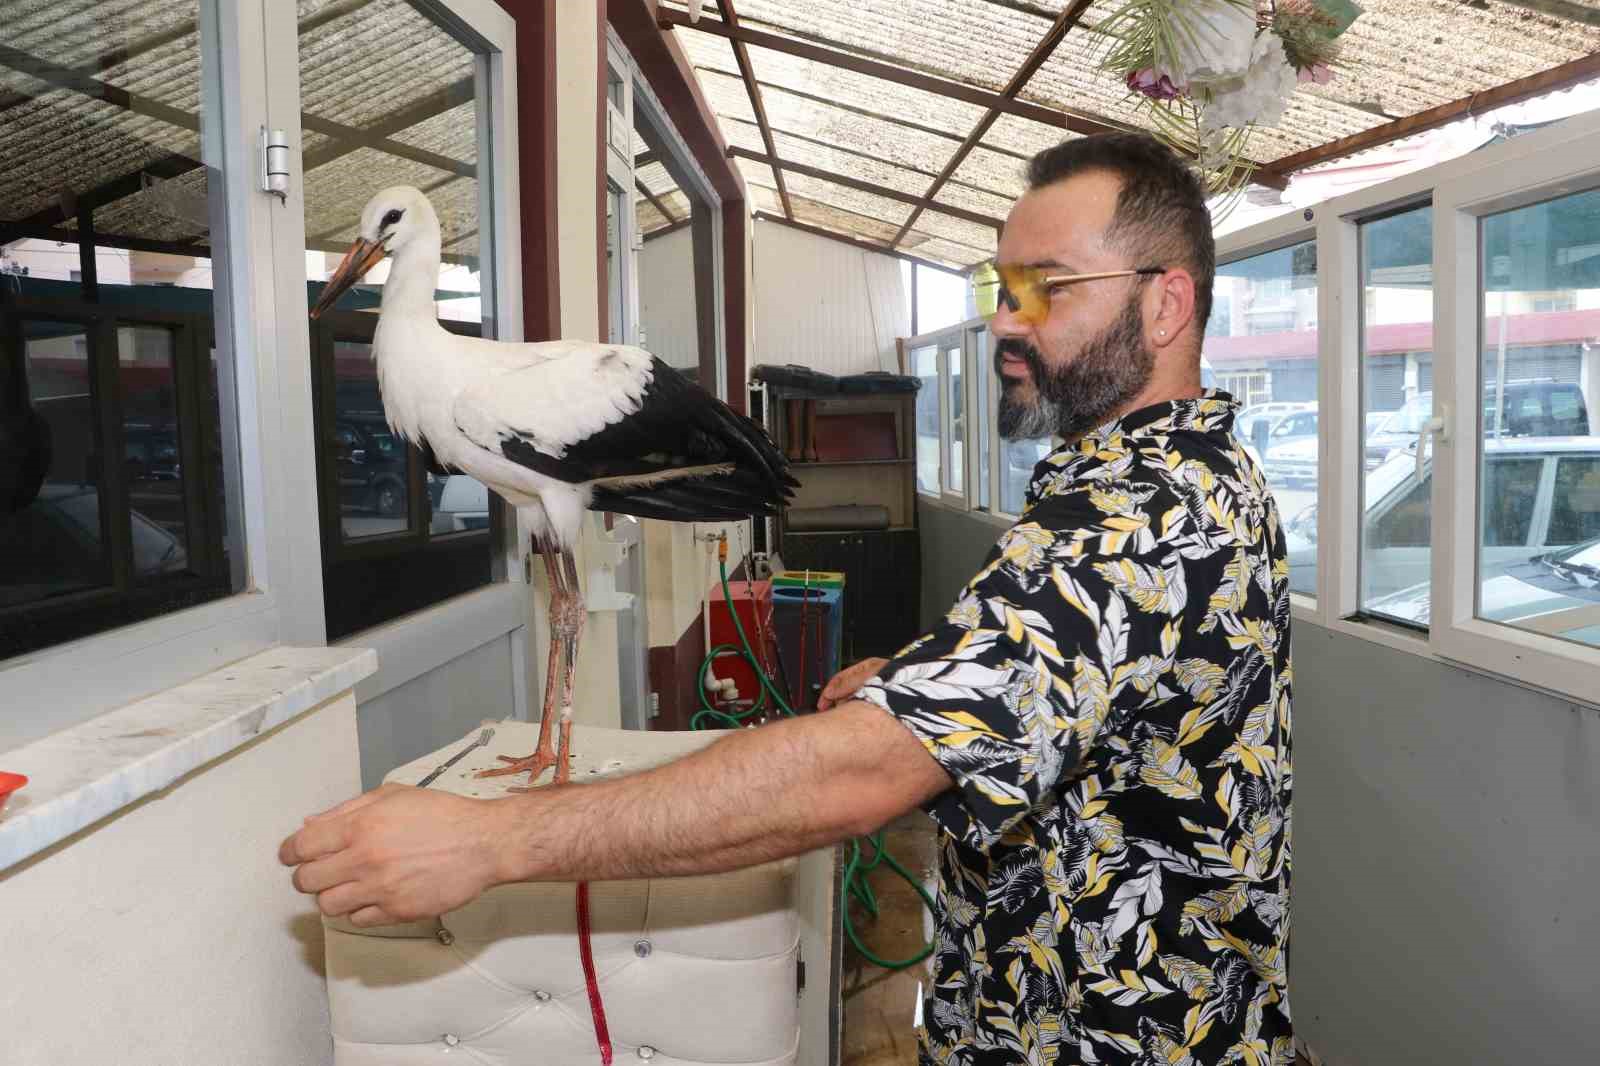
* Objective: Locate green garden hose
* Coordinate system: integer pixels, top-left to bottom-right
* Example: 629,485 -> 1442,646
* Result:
694,543 -> 934,972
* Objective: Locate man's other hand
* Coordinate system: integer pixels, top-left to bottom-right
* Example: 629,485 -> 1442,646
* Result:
818,656 -> 890,710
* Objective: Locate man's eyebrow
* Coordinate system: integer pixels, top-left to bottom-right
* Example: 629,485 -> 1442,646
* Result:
1023,259 -> 1076,272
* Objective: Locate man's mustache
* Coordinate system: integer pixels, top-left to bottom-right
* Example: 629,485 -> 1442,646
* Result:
994,338 -> 1043,379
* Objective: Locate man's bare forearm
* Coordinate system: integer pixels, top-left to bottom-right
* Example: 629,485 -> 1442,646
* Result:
492,700 -> 950,885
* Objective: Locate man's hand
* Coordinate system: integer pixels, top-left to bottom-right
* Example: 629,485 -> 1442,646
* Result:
278,784 -> 514,927
818,656 -> 889,711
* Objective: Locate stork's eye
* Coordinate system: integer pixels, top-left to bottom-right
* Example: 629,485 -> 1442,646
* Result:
381,209 -> 404,228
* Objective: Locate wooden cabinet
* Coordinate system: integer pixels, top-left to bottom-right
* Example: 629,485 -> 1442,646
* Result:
757,384 -> 923,662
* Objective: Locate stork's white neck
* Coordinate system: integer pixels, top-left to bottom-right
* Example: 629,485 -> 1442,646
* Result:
379,237 -> 444,322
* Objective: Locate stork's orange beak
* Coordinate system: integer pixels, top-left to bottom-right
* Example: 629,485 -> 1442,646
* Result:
310,238 -> 387,319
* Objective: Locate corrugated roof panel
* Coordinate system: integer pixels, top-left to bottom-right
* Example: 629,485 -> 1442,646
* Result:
675,29 -> 759,127
932,182 -> 1016,223
986,112 -> 1074,159
777,169 -> 915,228
912,208 -> 1000,256
660,0 -> 1046,96
302,145 -> 459,241
786,194 -> 905,244
389,100 -> 478,164
696,66 -> 963,176
902,234 -> 990,269
297,0 -> 473,132
738,41 -> 988,137
956,145 -> 1030,199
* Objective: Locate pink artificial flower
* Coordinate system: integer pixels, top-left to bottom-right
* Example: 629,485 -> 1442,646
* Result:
1126,68 -> 1185,102
1297,63 -> 1333,86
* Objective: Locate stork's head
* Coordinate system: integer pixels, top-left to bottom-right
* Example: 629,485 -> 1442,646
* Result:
310,186 -> 439,319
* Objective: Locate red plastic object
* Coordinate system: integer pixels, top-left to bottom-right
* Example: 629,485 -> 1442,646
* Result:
576,882 -> 613,1065
707,578 -> 775,703
0,772 -> 27,815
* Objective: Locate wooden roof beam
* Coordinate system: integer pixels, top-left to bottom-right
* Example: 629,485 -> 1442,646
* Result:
716,0 -> 792,219
728,146 -> 1004,230
658,8 -> 1113,135
635,178 -> 680,223
891,0 -> 1091,248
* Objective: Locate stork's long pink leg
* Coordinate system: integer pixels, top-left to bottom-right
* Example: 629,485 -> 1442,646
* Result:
477,548 -> 565,783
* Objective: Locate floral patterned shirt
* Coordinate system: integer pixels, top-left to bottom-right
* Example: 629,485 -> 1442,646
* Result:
860,392 -> 1293,1066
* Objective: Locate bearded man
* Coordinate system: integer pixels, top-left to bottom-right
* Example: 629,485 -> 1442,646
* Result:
281,132 -> 1294,1066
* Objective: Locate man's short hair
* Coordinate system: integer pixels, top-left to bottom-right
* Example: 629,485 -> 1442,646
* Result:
1026,132 -> 1215,330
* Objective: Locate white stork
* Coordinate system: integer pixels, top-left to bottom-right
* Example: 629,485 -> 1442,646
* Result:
311,186 -> 793,787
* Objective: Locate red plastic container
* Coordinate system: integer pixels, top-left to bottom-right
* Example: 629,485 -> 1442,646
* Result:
0,771 -> 27,816
707,578 -> 775,705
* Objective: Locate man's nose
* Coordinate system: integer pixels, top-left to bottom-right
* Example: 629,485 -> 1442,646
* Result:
989,299 -> 1031,342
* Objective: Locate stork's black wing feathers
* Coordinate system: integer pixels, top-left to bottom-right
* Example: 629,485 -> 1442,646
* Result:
500,357 -> 794,522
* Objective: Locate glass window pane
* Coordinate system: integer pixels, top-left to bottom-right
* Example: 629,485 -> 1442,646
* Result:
1001,438 -> 1051,515
118,326 -> 193,573
916,266 -> 970,333
298,1 -> 497,640
0,2 -> 244,662
2,324 -> 109,607
1476,188 -> 1600,648
1208,240 -> 1319,596
945,344 -> 964,494
1359,207 -> 1433,624
975,327 -> 991,509
913,345 -> 938,493
331,339 -> 410,540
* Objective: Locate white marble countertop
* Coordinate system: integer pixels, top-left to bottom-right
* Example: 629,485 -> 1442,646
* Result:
0,645 -> 377,873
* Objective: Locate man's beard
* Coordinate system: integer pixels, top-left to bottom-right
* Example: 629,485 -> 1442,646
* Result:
995,296 -> 1154,441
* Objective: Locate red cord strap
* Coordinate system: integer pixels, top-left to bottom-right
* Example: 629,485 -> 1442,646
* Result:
576,881 -> 613,1065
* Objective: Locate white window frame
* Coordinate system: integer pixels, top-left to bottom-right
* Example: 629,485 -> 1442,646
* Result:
1430,129 -> 1600,699
610,28 -> 728,400
1220,104 -> 1600,707
908,315 -> 1017,530
0,0 -> 529,750
908,336 -> 944,500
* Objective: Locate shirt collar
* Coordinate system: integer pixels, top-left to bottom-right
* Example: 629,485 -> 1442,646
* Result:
1071,389 -> 1240,452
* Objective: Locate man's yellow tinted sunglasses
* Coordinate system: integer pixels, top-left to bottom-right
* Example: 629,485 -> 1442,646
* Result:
972,262 -> 1166,325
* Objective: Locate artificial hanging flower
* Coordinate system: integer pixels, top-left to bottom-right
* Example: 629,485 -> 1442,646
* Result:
1167,0 -> 1259,87
1127,68 -> 1185,101
1201,32 -> 1300,133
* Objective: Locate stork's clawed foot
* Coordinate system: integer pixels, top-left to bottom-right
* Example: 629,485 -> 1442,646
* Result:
476,749 -> 555,784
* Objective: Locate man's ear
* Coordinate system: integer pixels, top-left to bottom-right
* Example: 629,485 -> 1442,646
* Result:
1147,268 -> 1197,351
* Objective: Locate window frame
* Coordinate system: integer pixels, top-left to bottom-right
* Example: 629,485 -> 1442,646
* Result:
1430,133 -> 1600,697
0,0 -> 530,750
1217,104 -> 1600,706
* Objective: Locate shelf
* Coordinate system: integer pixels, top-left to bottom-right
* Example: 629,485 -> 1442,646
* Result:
788,458 -> 913,468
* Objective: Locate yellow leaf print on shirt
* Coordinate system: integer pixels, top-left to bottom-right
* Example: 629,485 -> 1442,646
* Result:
1140,738 -> 1205,800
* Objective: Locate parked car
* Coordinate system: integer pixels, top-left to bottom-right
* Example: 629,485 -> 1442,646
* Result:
1257,407 -> 1319,488
124,427 -> 181,481
332,418 -> 408,517
1236,401 -> 1313,450
1365,380 -> 1589,470
1286,435 -> 1600,601
0,484 -> 187,606
432,474 -> 491,533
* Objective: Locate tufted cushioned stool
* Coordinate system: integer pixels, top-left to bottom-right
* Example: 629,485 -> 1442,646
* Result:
324,723 -> 801,1065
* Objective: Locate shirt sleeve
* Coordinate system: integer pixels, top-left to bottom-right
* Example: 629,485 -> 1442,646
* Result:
858,492 -> 1184,850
